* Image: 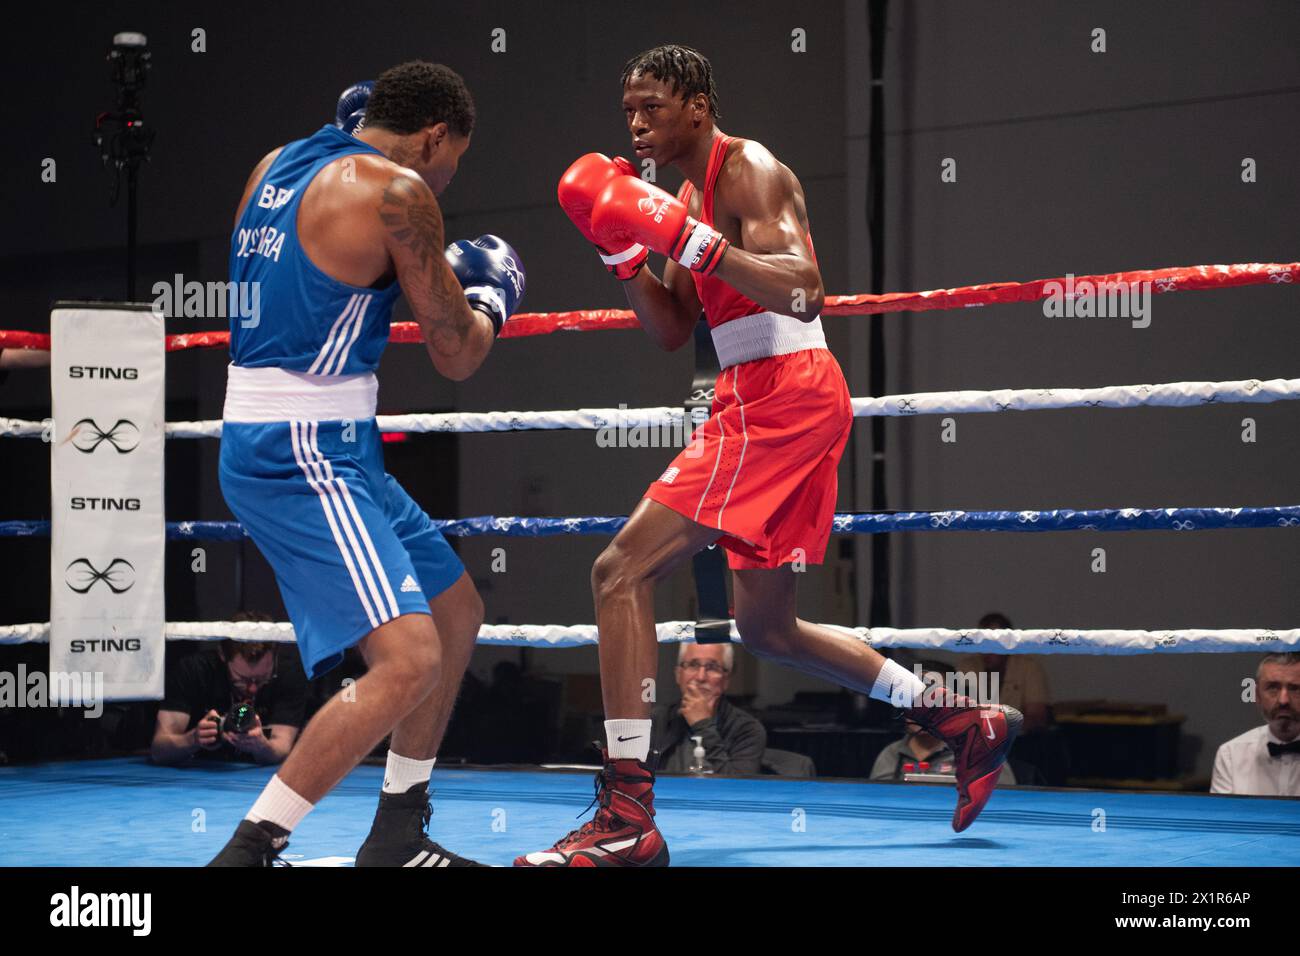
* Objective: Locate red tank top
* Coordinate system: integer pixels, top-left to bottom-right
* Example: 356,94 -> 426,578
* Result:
678,134 -> 816,329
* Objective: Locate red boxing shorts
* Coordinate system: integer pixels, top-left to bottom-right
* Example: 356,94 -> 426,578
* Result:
643,347 -> 853,570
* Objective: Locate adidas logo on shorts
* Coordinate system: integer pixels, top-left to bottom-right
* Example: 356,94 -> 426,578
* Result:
658,467 -> 680,485
400,575 -> 421,593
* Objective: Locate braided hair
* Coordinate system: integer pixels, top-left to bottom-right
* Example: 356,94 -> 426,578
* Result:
620,44 -> 720,119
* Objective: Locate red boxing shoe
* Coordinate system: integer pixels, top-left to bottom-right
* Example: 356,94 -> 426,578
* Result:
514,753 -> 669,867
902,693 -> 1023,832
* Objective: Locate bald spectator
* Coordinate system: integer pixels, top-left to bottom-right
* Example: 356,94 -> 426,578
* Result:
1212,653 -> 1300,796
651,642 -> 765,775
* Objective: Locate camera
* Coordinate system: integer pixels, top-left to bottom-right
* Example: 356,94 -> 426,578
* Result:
93,32 -> 157,181
217,703 -> 257,736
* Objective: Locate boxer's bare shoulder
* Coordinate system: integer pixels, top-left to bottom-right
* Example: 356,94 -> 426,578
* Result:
300,153 -> 426,287
714,138 -> 810,233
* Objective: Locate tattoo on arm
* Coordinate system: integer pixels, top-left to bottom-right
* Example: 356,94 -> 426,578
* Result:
377,175 -> 473,357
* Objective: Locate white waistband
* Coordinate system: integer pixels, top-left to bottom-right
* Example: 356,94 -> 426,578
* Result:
222,364 -> 378,422
709,311 -> 828,368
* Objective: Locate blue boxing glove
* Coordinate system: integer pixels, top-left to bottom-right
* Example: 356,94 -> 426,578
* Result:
444,235 -> 526,336
335,80 -> 373,133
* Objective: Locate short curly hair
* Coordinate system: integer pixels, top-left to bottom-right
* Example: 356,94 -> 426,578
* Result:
365,61 -> 475,137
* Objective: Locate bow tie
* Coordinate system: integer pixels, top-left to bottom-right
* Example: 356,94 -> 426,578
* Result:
1267,740 -> 1300,758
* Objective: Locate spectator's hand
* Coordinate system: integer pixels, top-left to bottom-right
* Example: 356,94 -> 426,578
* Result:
223,713 -> 269,754
680,681 -> 720,726
194,710 -> 222,750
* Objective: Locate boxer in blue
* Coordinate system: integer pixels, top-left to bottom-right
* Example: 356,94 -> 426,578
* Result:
208,62 -> 525,866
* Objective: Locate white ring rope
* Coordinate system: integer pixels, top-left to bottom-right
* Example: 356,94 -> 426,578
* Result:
2,620 -> 1296,654
2,377 -> 1297,440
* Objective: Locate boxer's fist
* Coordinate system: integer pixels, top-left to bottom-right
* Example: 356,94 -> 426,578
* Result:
335,80 -> 373,132
557,153 -> 647,280
445,235 -> 526,335
592,176 -> 729,276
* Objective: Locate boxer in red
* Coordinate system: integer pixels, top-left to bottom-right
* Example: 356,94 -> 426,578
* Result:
516,45 -> 1020,867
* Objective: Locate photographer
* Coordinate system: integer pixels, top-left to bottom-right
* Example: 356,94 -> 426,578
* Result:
151,638 -> 306,766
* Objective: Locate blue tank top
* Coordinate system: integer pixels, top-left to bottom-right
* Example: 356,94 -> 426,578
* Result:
228,124 -> 403,374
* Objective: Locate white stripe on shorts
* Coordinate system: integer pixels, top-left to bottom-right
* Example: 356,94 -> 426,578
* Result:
694,412 -> 727,525
289,420 -> 384,628
305,422 -> 400,620
715,367 -> 749,528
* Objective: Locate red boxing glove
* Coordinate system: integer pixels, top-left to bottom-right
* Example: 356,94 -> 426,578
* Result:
591,176 -> 730,276
557,153 -> 647,280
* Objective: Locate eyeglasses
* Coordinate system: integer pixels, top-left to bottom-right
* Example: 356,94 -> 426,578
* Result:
679,660 -> 728,676
228,665 -> 276,694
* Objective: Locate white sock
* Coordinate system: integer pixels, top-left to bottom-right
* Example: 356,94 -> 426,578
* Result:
605,719 -> 652,761
245,774 -> 314,833
383,751 -> 436,794
870,659 -> 928,709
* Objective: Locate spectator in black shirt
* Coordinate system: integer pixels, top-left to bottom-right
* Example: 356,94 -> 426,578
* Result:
651,642 -> 765,775
151,640 -> 307,766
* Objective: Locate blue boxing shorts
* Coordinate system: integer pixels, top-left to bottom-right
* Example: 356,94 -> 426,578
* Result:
219,398 -> 463,679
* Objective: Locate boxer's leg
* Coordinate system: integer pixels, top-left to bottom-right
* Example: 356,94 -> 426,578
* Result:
387,571 -> 483,762
275,612 -> 442,802
208,612 -> 442,866
352,578 -> 488,867
592,498 -> 720,720
512,498 -> 717,867
731,565 -> 889,691
733,565 -> 1020,833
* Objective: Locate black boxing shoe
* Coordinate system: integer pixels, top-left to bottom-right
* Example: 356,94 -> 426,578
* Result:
355,784 -> 486,867
206,820 -> 291,867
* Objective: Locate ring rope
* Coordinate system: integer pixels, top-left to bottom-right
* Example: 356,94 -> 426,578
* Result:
3,376 -> 1297,441
1,620 -> 1297,653
4,505 -> 1300,541
1,261 -> 1294,353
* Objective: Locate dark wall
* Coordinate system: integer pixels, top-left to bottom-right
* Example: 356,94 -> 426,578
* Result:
878,0 -> 1300,774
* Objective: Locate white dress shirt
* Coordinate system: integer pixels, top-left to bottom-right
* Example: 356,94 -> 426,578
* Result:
1211,724 -> 1300,796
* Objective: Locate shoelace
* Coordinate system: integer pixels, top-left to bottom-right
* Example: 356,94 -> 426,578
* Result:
553,767 -> 617,847
265,839 -> 292,867
412,795 -> 471,864
554,763 -> 656,850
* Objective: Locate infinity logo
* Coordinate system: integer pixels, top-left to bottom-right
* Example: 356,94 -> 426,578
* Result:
498,255 -> 525,297
65,557 -> 136,594
68,418 -> 140,454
